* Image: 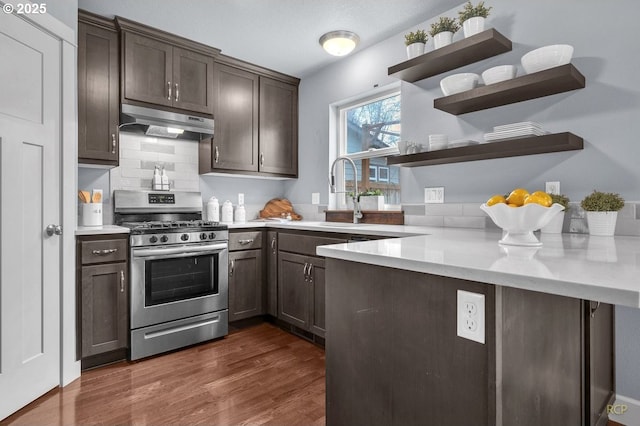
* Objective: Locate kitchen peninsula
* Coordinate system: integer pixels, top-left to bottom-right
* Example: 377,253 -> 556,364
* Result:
317,228 -> 638,426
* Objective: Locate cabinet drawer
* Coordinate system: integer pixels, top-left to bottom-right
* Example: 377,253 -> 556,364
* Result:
278,232 -> 346,257
81,239 -> 127,264
229,231 -> 262,251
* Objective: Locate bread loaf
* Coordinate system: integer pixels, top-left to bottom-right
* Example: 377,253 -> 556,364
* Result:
259,198 -> 302,220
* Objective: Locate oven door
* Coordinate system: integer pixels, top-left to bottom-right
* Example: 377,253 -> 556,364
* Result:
130,242 -> 228,329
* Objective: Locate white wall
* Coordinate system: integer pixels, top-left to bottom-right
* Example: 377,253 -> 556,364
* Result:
288,0 -> 640,399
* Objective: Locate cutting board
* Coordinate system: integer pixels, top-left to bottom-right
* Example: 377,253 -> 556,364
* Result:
259,198 -> 302,220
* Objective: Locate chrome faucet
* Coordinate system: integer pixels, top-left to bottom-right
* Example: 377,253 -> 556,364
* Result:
330,156 -> 363,224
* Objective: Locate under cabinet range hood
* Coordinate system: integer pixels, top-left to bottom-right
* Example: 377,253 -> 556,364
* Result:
120,104 -> 214,140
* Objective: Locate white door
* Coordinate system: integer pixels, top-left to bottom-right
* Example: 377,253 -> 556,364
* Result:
0,12 -> 61,419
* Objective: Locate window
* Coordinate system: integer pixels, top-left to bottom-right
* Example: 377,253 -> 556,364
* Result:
337,90 -> 401,205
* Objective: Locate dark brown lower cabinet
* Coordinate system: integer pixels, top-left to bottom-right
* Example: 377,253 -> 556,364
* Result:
325,259 -> 614,426
77,234 -> 129,369
278,252 -> 326,338
81,263 -> 128,357
228,249 -> 263,321
266,230 -> 278,316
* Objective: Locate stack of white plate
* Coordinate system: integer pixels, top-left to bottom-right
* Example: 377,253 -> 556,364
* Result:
483,121 -> 547,142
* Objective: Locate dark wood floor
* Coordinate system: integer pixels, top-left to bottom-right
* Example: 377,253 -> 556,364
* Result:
2,322 -> 326,426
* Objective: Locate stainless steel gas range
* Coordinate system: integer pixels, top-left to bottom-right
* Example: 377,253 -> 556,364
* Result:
114,190 -> 228,360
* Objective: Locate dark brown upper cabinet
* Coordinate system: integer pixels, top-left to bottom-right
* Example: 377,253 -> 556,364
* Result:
78,10 -> 120,167
210,62 -> 260,172
259,76 -> 299,176
199,55 -> 299,178
116,17 -> 218,116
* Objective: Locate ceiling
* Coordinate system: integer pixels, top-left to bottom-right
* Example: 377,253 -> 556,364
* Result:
78,0 -> 460,78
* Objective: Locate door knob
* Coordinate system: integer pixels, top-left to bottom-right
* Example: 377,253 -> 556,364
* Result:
46,224 -> 62,236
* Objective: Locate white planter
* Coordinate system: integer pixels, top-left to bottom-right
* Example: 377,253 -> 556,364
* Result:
540,210 -> 565,234
586,211 -> 618,236
462,16 -> 485,38
406,42 -> 425,59
433,31 -> 453,49
359,195 -> 384,211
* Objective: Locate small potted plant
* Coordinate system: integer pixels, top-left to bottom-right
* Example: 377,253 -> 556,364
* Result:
404,29 -> 428,59
458,1 -> 492,38
541,194 -> 570,234
580,190 -> 625,236
429,17 -> 460,49
348,188 -> 385,211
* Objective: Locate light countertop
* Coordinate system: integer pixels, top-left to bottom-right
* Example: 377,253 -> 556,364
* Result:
316,227 -> 640,308
227,220 -> 427,237
75,225 -> 130,236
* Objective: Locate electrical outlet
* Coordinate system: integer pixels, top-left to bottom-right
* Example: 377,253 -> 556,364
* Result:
238,193 -> 244,205
425,187 -> 445,204
312,192 -> 320,205
545,181 -> 560,195
457,290 -> 485,344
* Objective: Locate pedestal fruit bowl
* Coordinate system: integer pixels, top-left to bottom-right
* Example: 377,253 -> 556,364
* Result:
481,202 -> 564,246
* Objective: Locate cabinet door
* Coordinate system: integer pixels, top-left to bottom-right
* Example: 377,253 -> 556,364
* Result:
309,257 -> 326,337
173,47 -> 214,114
78,21 -> 119,165
278,252 -> 309,329
211,63 -> 259,171
585,301 -> 614,426
81,262 -> 127,358
258,77 -> 298,176
228,250 -> 263,322
267,231 -> 278,316
123,32 -> 172,107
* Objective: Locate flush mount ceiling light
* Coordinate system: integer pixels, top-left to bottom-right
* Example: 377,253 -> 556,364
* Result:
319,30 -> 360,56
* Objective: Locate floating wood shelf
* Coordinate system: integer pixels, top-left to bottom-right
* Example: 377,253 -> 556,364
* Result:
388,29 -> 512,83
386,132 -> 583,167
434,64 -> 586,115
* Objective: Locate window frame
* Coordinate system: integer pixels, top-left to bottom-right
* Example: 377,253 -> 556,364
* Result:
331,85 -> 401,209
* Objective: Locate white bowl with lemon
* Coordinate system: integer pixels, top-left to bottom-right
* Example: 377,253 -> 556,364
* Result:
481,189 -> 564,246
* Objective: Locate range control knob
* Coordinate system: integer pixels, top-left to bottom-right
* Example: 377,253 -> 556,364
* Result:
160,235 -> 169,243
209,232 -> 216,240
180,233 -> 189,241
149,236 -> 158,243
200,233 -> 207,240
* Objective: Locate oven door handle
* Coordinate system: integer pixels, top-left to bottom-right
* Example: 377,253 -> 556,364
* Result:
132,243 -> 228,259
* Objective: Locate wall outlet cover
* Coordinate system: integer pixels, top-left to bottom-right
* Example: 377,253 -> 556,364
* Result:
425,187 -> 445,204
457,290 -> 485,344
238,193 -> 245,205
312,192 -> 320,205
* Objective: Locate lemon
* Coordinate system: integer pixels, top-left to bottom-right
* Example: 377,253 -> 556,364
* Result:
486,194 -> 507,206
506,188 -> 529,207
524,191 -> 553,207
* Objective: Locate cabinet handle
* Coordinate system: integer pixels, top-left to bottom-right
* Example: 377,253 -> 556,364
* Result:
111,133 -> 116,154
229,259 -> 235,276
590,301 -> 601,318
167,81 -> 172,101
92,248 -> 118,255
308,264 -> 313,283
238,239 -> 254,245
214,146 -> 220,163
260,152 -> 265,167
270,237 -> 276,253
175,83 -> 179,102
303,263 -> 309,282
120,270 -> 125,293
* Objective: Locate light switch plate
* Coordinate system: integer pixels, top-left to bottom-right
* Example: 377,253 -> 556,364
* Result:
457,290 -> 485,344
312,192 -> 320,205
425,187 -> 444,204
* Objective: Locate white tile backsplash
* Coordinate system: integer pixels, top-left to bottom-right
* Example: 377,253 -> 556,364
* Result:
111,133 -> 199,192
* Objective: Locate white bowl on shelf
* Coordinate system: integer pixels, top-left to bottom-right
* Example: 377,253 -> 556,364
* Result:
480,202 -> 564,246
439,73 -> 480,96
521,44 -> 574,74
481,65 -> 517,85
